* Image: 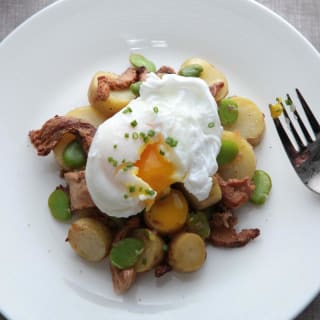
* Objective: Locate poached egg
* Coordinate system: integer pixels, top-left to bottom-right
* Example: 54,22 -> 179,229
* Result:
86,73 -> 222,217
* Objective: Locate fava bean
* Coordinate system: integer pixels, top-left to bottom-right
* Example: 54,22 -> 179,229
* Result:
178,64 -> 203,77
48,189 -> 71,221
217,139 -> 239,166
250,170 -> 272,205
218,98 -> 239,125
110,238 -> 144,269
130,81 -> 142,96
63,140 -> 86,169
187,211 -> 210,239
129,54 -> 156,72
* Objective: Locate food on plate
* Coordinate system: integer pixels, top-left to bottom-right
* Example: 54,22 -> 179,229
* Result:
222,96 -> 265,146
66,217 -> 112,262
29,54 -> 271,294
179,57 -> 229,101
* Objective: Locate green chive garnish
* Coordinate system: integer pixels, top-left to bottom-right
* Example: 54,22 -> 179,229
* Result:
159,149 -> 165,156
145,189 -> 155,196
208,122 -> 215,128
153,106 -> 159,113
132,132 -> 139,140
129,186 -> 135,193
123,107 -> 132,114
147,129 -> 155,137
165,136 -> 178,147
130,120 -> 138,128
124,194 -> 129,199
124,133 -> 129,138
113,144 -> 117,149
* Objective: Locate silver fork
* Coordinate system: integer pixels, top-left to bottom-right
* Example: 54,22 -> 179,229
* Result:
270,89 -> 320,194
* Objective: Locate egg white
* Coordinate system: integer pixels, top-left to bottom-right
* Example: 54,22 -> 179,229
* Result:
86,73 -> 222,217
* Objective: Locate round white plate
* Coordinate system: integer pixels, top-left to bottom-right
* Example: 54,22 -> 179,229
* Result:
1,0 -> 320,319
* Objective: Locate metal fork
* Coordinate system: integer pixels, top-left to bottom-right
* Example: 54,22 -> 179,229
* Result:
270,89 -> 320,194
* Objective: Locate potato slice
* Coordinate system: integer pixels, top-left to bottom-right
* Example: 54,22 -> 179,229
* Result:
132,228 -> 165,273
88,71 -> 135,117
67,217 -> 112,262
179,176 -> 222,210
180,57 -> 228,101
168,233 -> 206,273
223,96 -> 265,146
144,189 -> 188,234
66,106 -> 107,127
218,131 -> 256,180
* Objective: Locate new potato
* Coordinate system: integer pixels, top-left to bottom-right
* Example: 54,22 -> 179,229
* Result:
218,131 -> 256,180
223,96 -> 265,146
180,57 -> 228,101
88,71 -> 135,117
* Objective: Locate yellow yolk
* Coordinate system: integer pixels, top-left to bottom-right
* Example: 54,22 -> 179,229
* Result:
135,142 -> 176,195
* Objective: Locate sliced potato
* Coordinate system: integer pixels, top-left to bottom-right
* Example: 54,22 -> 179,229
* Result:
223,96 -> 265,146
67,217 -> 112,262
66,105 -> 108,127
53,133 -> 76,169
168,232 -> 206,273
144,189 -> 188,234
180,176 -> 222,210
180,57 -> 228,101
88,71 -> 135,117
218,131 -> 256,180
132,228 -> 165,273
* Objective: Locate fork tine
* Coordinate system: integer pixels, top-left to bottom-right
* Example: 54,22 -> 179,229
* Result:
296,88 -> 320,135
269,105 -> 298,160
287,94 -> 314,143
280,101 -> 306,150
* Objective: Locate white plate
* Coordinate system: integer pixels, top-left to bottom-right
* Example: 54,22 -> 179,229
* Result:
1,0 -> 320,319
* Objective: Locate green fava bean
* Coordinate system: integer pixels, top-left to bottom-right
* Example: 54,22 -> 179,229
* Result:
63,140 -> 86,169
48,189 -> 71,221
187,211 -> 210,239
129,54 -> 156,72
250,170 -> 272,205
217,139 -> 239,166
130,81 -> 142,96
218,98 -> 239,125
110,238 -> 144,269
178,64 -> 203,77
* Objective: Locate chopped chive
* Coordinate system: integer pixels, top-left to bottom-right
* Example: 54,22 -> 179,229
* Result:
162,244 -> 168,251
145,189 -> 155,196
122,159 -> 126,164
139,132 -> 146,139
139,187 -> 143,192
123,194 -> 129,199
153,106 -> 159,113
124,133 -> 129,138
208,122 -> 215,128
122,107 -> 132,114
130,120 -> 138,128
276,97 -> 282,103
129,186 -> 136,193
113,144 -> 117,149
132,132 -> 139,140
113,161 -> 118,167
126,162 -> 134,168
107,156 -> 113,163
159,149 -> 165,156
147,129 -> 155,137
143,136 -> 149,143
165,136 -> 178,147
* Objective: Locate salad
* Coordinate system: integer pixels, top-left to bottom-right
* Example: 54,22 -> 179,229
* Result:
29,54 -> 271,294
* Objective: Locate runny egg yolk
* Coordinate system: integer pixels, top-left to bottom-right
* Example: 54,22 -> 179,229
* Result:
135,141 -> 176,196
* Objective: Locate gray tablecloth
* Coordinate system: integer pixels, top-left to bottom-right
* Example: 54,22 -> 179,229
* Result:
0,1 -> 319,319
